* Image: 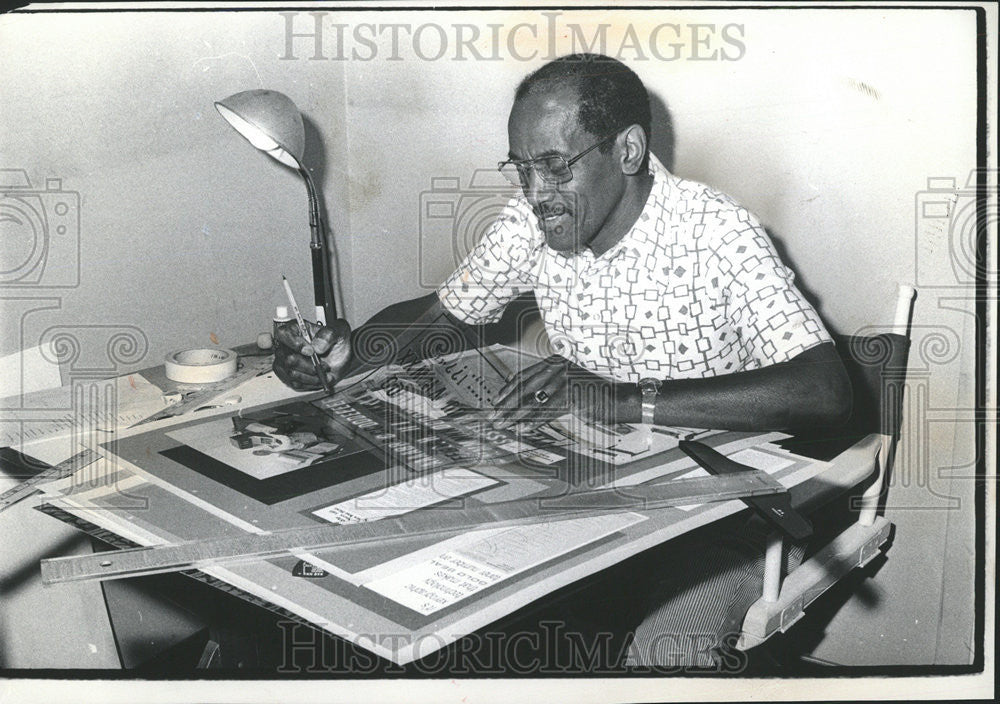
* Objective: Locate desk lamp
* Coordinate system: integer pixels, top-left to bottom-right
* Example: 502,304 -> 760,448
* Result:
215,89 -> 336,323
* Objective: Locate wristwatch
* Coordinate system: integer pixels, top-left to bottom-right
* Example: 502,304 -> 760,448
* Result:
638,377 -> 661,425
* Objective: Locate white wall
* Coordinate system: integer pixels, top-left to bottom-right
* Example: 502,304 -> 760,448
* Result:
0,6 -> 989,668
0,11 -> 349,367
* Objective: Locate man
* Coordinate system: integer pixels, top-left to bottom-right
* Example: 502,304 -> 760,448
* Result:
275,54 -> 850,667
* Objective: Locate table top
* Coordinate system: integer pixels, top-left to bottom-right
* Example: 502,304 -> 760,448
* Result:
31,345 -> 881,666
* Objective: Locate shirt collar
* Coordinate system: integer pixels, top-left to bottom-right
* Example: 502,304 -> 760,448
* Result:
588,152 -> 670,262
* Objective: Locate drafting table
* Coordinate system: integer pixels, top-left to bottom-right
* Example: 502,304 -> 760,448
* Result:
3,344 -> 881,669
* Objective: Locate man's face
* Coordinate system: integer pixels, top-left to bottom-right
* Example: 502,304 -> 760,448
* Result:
507,86 -> 626,254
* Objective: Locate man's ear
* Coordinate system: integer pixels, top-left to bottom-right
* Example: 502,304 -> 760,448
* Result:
619,124 -> 648,175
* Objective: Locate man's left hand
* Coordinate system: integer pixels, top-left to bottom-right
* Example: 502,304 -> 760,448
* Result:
489,355 -> 622,428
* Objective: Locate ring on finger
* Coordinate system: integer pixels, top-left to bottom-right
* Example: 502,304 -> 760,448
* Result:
534,389 -> 549,404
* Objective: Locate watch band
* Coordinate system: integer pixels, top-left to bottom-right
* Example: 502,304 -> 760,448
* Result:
638,378 -> 661,425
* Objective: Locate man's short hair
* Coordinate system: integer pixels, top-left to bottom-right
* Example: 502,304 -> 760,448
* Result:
515,53 -> 652,153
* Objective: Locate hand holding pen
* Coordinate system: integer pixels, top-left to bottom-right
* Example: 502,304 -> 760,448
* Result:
273,276 -> 352,393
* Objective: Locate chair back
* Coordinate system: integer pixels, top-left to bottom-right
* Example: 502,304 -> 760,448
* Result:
834,333 -> 911,441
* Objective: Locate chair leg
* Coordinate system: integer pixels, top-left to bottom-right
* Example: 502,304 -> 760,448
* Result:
196,639 -> 221,669
762,530 -> 783,602
858,435 -> 891,526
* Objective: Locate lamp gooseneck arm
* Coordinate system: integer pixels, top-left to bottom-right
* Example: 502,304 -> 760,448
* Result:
300,167 -> 337,323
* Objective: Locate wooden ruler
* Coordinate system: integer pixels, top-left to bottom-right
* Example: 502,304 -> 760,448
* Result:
39,469 -> 784,584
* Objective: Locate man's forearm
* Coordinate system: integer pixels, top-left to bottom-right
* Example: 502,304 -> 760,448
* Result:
609,342 -> 851,432
347,292 -> 483,373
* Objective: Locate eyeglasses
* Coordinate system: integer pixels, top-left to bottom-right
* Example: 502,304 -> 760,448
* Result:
497,131 -> 620,189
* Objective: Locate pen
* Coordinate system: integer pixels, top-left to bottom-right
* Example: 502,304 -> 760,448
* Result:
282,275 -> 333,394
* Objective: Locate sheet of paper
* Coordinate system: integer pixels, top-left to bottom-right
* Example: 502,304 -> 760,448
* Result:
597,431 -> 789,490
727,447 -> 796,472
363,512 -> 647,614
312,468 -> 499,524
0,342 -> 62,399
370,387 -> 449,421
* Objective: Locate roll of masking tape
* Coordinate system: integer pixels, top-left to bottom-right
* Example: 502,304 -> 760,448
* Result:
164,348 -> 238,384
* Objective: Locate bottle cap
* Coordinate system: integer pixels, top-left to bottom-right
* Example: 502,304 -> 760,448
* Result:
275,305 -> 290,320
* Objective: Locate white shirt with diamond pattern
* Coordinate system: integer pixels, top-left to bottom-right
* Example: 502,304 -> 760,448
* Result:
438,154 -> 831,383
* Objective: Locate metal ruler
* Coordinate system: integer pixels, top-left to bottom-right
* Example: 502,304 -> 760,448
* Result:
39,469 -> 784,584
134,353 -> 274,426
34,502 -> 321,632
0,449 -> 100,514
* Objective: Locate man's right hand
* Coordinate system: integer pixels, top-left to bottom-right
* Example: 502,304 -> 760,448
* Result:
273,318 -> 352,391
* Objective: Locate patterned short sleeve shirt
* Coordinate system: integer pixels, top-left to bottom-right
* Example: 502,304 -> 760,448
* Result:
438,154 -> 832,383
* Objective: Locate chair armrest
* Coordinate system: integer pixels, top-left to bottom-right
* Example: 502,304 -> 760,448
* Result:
787,434 -> 882,515
745,434 -> 882,533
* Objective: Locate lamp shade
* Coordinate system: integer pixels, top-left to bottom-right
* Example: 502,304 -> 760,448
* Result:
215,89 -> 305,169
